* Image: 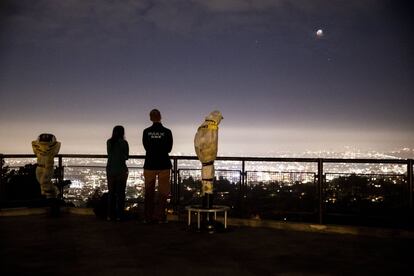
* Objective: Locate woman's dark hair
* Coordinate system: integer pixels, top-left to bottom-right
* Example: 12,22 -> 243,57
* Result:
110,125 -> 125,146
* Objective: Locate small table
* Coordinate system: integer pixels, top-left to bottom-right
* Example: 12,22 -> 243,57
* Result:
185,205 -> 230,230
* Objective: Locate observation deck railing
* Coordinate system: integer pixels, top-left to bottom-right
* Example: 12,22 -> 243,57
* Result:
1,154 -> 413,226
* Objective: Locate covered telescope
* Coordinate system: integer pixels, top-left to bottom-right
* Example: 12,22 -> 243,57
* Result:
32,133 -> 61,198
194,110 -> 223,206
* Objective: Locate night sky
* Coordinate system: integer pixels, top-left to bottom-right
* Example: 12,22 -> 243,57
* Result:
1,0 -> 413,155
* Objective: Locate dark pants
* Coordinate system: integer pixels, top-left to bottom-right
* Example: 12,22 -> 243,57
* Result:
107,172 -> 128,220
144,169 -> 170,222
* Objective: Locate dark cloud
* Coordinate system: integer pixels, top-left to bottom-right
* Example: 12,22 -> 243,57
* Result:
0,0 -> 386,46
1,0 -> 153,48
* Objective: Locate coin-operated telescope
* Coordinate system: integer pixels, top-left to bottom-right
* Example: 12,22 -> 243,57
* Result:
194,111 -> 223,232
32,133 -> 61,199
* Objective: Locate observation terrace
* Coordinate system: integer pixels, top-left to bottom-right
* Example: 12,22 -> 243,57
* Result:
1,154 -> 413,275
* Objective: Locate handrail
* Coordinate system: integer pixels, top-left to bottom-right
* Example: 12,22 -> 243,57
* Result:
1,153 -> 413,225
0,153 -> 410,164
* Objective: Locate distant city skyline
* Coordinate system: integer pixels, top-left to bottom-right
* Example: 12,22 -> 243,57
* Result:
1,0 -> 413,155
4,156 -> 408,209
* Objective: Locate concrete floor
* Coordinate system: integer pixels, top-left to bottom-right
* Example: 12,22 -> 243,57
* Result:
0,214 -> 412,276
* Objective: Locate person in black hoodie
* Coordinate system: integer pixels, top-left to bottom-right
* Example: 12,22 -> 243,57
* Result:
106,125 -> 129,221
142,109 -> 173,223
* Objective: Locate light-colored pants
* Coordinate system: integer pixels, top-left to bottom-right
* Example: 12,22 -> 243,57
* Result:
144,169 -> 171,221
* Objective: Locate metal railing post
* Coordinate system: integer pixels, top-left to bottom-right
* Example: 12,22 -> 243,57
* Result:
241,159 -> 245,186
58,155 -> 64,200
408,159 -> 413,210
173,157 -> 178,207
0,154 -> 3,201
242,159 -> 246,199
318,158 -> 324,224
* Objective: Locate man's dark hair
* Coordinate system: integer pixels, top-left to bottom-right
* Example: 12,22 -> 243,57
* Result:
150,109 -> 161,122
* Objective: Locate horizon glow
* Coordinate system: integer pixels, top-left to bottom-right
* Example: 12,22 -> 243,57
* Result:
1,1 -> 413,155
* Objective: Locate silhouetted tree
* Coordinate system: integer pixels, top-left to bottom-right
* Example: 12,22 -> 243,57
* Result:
0,159 -> 8,201
3,164 -> 41,201
180,176 -> 202,205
